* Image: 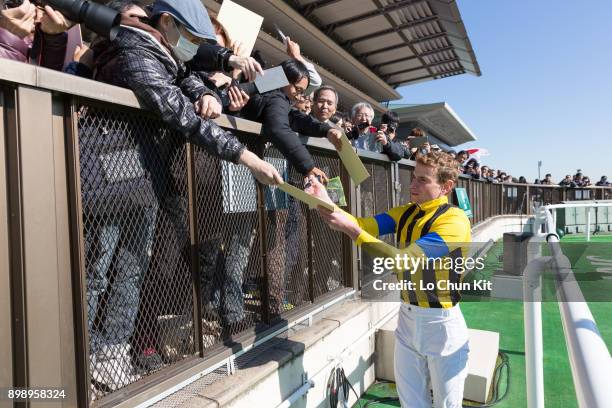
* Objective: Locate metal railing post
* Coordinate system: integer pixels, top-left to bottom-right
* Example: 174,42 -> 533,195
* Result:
254,144 -> 271,324
186,144 -> 204,355
586,206 -> 591,242
523,255 -> 548,408
307,209 -> 315,303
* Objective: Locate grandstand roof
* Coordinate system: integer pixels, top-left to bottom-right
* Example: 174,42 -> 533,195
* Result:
391,102 -> 476,146
230,0 -> 480,100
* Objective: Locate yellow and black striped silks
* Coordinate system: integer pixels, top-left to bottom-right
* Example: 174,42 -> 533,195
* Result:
340,195 -> 471,308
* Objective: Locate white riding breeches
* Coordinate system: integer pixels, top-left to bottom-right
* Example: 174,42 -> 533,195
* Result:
394,303 -> 470,408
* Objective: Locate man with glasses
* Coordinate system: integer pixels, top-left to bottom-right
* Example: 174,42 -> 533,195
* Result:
294,93 -> 312,114
349,102 -> 377,151
238,58 -> 342,182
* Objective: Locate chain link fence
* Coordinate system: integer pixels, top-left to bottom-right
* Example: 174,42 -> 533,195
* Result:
358,159 -> 394,292
74,102 -> 350,404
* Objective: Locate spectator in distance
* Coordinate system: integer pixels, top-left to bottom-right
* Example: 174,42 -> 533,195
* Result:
347,102 -> 377,151
376,110 -> 406,161
559,175 -> 576,188
596,176 -> 609,186
541,173 -> 554,185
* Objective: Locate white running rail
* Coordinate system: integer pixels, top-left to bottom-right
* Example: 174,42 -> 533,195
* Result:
544,202 -> 612,241
524,204 -> 612,408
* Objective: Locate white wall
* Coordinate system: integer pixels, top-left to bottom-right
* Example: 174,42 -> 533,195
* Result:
472,215 -> 534,243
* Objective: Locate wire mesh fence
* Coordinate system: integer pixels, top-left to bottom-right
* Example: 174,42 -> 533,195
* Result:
358,160 -> 394,290
78,103 -> 194,400
310,149 -> 345,299
74,103 -> 352,403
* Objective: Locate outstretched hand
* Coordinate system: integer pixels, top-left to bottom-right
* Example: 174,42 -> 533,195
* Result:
304,174 -> 332,203
304,176 -> 361,239
326,128 -> 343,151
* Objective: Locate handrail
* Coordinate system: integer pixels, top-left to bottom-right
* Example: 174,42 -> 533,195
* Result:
0,57 -> 266,135
544,202 -> 612,209
531,205 -> 612,408
545,202 -> 612,241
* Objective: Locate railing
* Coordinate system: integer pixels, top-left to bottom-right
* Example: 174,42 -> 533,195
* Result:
523,205 -> 612,408
0,61 -> 355,407
2,59 -> 612,407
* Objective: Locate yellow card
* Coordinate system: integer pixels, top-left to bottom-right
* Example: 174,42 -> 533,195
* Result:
337,132 -> 370,185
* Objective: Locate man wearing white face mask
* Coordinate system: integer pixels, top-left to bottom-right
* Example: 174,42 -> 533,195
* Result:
93,0 -> 281,186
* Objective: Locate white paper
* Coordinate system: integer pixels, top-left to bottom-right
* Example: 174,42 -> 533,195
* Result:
217,0 -> 263,57
254,66 -> 289,94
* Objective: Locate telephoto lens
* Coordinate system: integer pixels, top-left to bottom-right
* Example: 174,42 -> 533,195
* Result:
42,0 -> 121,40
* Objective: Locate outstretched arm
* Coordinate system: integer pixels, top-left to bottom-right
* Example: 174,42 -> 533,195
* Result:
305,177 -> 470,275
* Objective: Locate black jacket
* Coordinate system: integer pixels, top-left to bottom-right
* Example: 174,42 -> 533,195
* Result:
30,29 -> 68,71
190,43 -> 234,73
240,89 -> 332,175
381,137 -> 406,162
93,23 -> 245,164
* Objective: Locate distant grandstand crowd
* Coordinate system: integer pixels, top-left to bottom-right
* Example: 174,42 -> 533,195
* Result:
456,158 -> 610,187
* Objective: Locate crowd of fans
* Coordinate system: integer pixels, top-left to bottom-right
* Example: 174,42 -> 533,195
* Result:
1,0 -> 609,392
458,161 -> 609,188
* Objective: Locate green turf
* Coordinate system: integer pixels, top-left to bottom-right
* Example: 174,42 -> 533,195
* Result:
559,232 -> 612,243
354,382 -> 400,407
558,233 -> 612,349
354,237 -> 611,408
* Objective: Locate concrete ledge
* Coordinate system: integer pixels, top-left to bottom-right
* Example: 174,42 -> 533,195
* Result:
167,299 -> 399,407
0,58 -> 263,136
183,346 -> 296,408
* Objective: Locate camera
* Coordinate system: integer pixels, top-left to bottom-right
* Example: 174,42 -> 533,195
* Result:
218,81 -> 258,110
6,0 -> 121,40
347,121 -> 376,140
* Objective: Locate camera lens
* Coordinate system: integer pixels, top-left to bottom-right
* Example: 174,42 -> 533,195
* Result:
45,0 -> 120,40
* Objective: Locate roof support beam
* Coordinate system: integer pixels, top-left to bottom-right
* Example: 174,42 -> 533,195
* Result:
321,0 -> 427,31
381,57 -> 461,79
340,15 -> 439,46
389,69 -> 465,87
371,46 -> 455,69
358,32 -> 447,58
299,0 -> 344,18
364,0 -> 437,82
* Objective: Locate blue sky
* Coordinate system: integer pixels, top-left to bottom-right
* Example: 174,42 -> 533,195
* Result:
396,0 -> 612,183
